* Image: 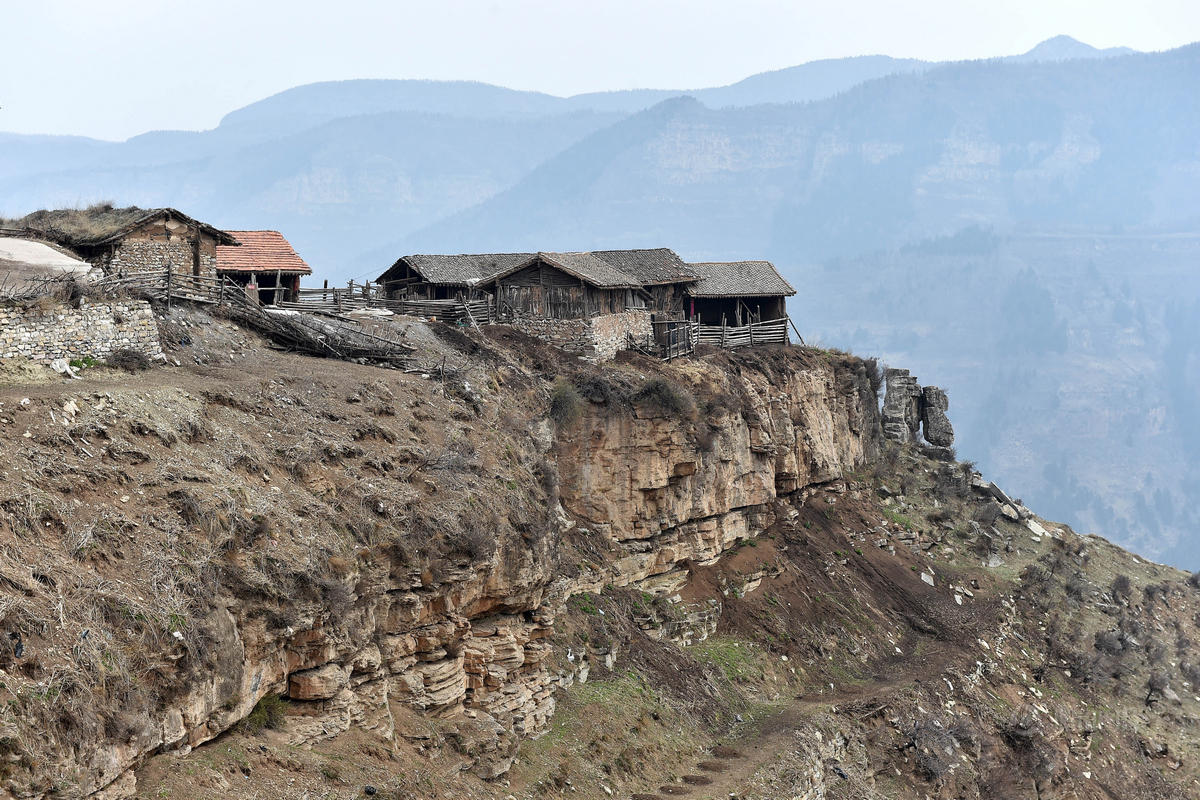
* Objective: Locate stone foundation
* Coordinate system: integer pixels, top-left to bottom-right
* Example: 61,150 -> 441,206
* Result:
511,310 -> 652,362
0,299 -> 162,361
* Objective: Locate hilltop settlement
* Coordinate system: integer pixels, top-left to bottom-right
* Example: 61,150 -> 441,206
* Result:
1,205 -> 796,365
4,199 -> 1200,800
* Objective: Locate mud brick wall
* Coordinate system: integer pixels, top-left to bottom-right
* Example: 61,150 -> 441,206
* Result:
0,299 -> 162,361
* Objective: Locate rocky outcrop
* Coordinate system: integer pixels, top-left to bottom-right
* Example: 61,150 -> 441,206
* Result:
921,386 -> 953,447
882,368 -> 922,443
883,368 -> 954,448
6,348 -> 880,799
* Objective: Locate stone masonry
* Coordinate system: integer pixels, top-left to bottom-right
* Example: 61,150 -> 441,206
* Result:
103,239 -> 217,277
882,368 -> 954,448
0,299 -> 162,361
511,309 -> 652,362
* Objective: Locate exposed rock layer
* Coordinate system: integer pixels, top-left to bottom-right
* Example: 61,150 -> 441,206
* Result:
0,344 -> 880,799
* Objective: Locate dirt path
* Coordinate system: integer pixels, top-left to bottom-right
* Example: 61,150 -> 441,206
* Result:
639,642 -> 960,800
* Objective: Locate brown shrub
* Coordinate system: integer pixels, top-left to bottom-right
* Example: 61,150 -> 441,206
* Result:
106,348 -> 151,372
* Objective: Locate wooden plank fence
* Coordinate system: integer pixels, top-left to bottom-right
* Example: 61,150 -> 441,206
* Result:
651,319 -> 698,360
96,269 -> 415,364
277,281 -> 493,325
695,317 -> 790,349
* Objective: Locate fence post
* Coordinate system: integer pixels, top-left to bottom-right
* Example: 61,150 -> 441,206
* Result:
749,319 -> 755,347
721,314 -> 726,348
165,268 -> 172,312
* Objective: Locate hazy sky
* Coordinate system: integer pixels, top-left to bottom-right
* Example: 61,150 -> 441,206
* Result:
2,0 -> 1198,141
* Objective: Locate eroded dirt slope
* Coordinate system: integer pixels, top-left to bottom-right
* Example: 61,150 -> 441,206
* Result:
0,307 -> 1197,800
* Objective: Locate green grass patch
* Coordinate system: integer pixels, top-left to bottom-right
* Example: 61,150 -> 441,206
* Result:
689,637 -> 763,683
239,695 -> 287,735
883,508 -> 916,531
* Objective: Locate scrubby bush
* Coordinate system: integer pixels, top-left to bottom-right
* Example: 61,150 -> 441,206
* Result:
1143,582 -> 1165,604
1094,629 -> 1125,656
1145,671 -> 1170,706
1111,574 -> 1133,599
106,347 -> 151,372
240,695 -> 287,734
909,719 -> 955,781
861,356 -> 883,401
575,375 -> 625,406
632,377 -> 695,418
1000,709 -> 1040,751
548,379 -> 582,426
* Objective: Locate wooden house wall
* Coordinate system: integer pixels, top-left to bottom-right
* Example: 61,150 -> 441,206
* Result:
645,283 -> 690,318
495,262 -> 640,319
378,261 -> 464,300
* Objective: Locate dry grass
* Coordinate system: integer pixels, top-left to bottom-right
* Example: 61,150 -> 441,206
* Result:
9,203 -> 147,245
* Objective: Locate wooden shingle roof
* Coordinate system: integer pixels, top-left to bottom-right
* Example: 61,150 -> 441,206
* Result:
217,231 -> 312,275
589,248 -> 699,286
380,253 -> 533,287
686,261 -> 796,298
490,252 -> 645,290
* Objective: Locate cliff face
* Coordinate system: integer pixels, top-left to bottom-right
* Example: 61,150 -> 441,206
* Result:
557,358 -> 877,585
0,316 -> 879,799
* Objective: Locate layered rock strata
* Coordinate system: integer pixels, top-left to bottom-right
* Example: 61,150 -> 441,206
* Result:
66,354 -> 879,798
882,367 -> 954,448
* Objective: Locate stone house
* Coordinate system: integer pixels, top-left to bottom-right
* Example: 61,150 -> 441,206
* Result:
216,230 -> 313,304
12,205 -> 236,278
685,260 -> 796,326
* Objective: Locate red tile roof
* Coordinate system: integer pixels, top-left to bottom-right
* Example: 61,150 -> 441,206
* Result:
217,230 -> 312,275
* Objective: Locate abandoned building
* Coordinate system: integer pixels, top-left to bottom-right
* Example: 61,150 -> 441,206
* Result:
685,260 -> 795,326
10,205 -> 236,278
376,253 -> 533,300
486,252 -> 651,318
586,249 -> 699,316
216,230 -> 312,305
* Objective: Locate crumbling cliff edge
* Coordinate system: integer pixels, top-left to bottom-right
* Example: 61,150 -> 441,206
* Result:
2,317 -> 1198,800
0,320 -> 881,797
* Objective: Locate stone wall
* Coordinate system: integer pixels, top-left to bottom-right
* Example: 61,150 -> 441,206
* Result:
510,310 -> 652,362
0,299 -> 162,361
92,220 -> 220,278
589,310 -> 652,361
101,239 -> 217,278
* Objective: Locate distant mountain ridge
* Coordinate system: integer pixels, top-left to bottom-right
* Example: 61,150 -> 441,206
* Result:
1008,34 -> 1136,62
395,44 -> 1198,261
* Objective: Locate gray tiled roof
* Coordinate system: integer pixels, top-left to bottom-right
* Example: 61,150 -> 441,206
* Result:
686,261 -> 796,298
590,248 -> 699,285
534,252 -> 644,289
383,252 -> 534,286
